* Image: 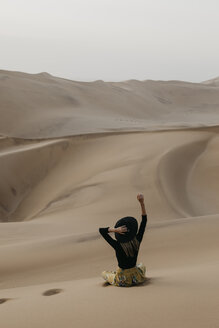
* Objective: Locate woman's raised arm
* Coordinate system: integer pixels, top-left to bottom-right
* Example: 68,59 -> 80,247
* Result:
136,193 -> 147,243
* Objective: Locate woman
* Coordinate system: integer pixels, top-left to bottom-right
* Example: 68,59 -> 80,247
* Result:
99,193 -> 147,287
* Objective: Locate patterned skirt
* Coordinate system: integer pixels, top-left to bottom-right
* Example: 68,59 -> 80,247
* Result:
101,262 -> 146,287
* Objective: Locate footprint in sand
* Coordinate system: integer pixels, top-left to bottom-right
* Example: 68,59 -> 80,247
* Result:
0,298 -> 12,304
42,288 -> 63,296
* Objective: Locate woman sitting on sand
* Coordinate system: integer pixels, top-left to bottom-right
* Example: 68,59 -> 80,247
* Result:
99,193 -> 147,287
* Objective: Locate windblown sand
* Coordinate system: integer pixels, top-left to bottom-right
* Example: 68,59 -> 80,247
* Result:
0,70 -> 219,328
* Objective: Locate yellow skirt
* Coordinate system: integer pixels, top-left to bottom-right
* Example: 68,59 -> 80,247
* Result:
101,262 -> 146,287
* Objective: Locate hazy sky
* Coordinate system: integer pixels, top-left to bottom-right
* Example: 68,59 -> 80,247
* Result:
1,0 -> 219,82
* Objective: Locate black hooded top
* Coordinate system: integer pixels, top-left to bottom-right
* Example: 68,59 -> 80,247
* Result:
99,214 -> 147,269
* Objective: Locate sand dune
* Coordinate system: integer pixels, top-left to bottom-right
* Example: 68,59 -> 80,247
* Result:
202,76 -> 219,86
1,70 -> 219,138
0,70 -> 219,328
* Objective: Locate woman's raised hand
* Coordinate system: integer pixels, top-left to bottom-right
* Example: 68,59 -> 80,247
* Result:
115,225 -> 129,235
137,193 -> 144,203
137,193 -> 146,215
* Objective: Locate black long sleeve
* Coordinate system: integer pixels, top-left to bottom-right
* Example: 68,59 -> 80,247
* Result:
136,214 -> 147,243
98,227 -> 118,250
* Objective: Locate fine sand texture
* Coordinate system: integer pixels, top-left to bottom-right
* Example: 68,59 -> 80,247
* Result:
0,70 -> 219,328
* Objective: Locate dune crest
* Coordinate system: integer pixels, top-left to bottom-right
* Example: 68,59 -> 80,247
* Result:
1,70 -> 219,138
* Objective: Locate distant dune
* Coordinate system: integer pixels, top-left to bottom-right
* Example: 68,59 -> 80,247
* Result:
202,76 -> 219,86
1,70 -> 219,138
0,70 -> 218,328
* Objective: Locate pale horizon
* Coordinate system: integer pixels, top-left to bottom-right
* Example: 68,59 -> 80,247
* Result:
1,0 -> 219,83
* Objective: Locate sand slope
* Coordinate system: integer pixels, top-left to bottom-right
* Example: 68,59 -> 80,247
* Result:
0,70 -> 219,328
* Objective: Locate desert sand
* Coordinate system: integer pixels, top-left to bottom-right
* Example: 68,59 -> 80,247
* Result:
0,70 -> 219,328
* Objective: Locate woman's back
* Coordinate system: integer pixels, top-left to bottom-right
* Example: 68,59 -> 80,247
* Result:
99,214 -> 147,269
99,193 -> 147,287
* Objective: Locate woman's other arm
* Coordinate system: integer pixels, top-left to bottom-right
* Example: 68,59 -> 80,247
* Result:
99,226 -> 128,249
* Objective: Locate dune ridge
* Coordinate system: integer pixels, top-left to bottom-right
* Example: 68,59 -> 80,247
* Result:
1,70 -> 219,138
158,138 -> 210,217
